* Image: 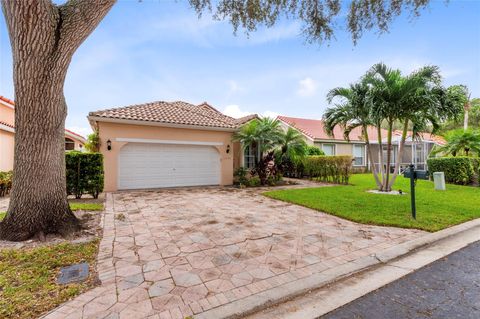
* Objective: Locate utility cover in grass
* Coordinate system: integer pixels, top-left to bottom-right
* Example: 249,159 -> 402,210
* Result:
57,262 -> 89,284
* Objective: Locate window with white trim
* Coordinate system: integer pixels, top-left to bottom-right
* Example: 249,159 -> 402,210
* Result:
321,144 -> 335,156
353,144 -> 365,166
244,144 -> 259,169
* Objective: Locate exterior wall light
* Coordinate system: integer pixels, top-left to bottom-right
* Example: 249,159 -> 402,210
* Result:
226,144 -> 230,154
107,139 -> 112,151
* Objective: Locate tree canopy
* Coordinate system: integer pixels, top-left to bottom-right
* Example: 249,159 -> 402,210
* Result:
189,0 -> 434,43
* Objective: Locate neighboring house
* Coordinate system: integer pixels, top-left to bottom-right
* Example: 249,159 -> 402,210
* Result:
88,100 -> 258,191
277,115 -> 445,172
0,95 -> 86,171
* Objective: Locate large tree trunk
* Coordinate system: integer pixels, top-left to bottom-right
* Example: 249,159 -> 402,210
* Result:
0,0 -> 115,241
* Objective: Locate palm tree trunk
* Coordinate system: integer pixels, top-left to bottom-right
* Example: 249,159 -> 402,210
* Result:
388,120 -> 409,189
0,0 -> 115,241
363,126 -> 382,188
384,120 -> 393,191
377,125 -> 385,190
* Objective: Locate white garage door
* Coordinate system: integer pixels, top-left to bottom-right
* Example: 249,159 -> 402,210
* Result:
118,143 -> 221,189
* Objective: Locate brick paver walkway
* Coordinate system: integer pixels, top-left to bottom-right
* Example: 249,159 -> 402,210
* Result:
43,187 -> 426,319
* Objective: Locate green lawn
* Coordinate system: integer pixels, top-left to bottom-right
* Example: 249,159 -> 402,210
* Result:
265,174 -> 480,232
0,202 -> 103,221
0,240 -> 99,319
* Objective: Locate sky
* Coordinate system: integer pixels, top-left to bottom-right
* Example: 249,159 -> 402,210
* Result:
1,0 -> 479,137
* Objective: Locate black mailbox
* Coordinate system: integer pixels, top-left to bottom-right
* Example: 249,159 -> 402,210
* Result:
403,168 -> 429,180
415,170 -> 429,180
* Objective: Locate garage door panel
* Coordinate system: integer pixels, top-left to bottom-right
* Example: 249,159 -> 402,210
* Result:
118,143 -> 220,189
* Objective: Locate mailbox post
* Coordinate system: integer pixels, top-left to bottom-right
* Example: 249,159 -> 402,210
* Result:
408,164 -> 416,219
403,164 -> 429,220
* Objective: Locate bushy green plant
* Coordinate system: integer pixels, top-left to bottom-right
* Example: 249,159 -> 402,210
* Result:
304,155 -> 353,184
247,176 -> 261,187
306,145 -> 325,156
233,167 -> 249,186
427,157 -> 479,185
66,151 -> 104,198
0,171 -> 13,197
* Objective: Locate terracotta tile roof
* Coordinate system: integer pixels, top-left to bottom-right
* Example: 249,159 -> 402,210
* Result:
278,115 -> 446,145
235,114 -> 260,126
0,95 -> 14,106
89,100 -> 242,129
394,130 -> 446,145
0,120 -> 14,129
64,129 -> 86,142
277,115 -> 383,141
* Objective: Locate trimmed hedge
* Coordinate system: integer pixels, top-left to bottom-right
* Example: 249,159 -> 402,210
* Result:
304,155 -> 353,184
427,157 -> 480,185
0,171 -> 13,197
66,151 -> 104,199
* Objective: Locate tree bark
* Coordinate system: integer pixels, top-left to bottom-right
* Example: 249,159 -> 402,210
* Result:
0,0 -> 115,241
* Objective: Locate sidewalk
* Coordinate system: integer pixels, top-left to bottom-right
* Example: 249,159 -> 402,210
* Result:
243,218 -> 480,319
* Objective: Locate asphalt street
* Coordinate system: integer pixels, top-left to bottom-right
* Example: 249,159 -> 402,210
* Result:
322,240 -> 480,319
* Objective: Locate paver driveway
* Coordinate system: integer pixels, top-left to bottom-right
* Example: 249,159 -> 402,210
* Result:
43,186 -> 426,319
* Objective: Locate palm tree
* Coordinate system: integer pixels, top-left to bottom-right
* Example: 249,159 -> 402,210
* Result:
365,63 -> 461,191
233,117 -> 283,184
276,127 -> 307,176
278,127 -> 307,158
433,129 -> 480,157
324,81 -> 383,189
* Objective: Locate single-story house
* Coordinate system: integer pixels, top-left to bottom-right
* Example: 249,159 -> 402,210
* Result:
88,101 -> 257,192
0,95 -> 86,171
277,115 -> 445,172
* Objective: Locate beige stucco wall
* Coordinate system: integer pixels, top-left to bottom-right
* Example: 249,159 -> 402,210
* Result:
0,102 -> 14,126
335,143 -> 353,156
96,121 -> 236,192
0,130 -> 14,171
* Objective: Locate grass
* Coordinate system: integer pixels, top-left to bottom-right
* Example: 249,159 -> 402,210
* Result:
69,202 -> 104,211
0,202 -> 103,221
265,174 -> 480,232
0,240 -> 99,319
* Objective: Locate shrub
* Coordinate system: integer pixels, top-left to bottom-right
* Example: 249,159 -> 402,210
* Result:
304,155 -> 353,184
306,145 -> 325,156
233,167 -> 249,186
247,176 -> 261,187
427,157 -> 479,185
66,151 -> 104,199
0,171 -> 13,197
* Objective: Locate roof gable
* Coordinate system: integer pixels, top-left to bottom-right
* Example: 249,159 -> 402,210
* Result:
89,100 -> 253,130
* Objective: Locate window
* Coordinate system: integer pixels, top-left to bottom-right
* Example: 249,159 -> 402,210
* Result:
353,145 -> 365,166
65,138 -> 75,151
243,144 -> 259,169
321,144 -> 335,156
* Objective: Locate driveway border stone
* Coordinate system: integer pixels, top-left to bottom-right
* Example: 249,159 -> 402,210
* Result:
196,217 -> 480,319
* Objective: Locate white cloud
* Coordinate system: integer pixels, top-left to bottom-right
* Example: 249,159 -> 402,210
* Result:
297,77 -> 317,97
262,110 -> 279,119
222,105 -> 252,118
227,80 -> 244,94
222,104 -> 279,119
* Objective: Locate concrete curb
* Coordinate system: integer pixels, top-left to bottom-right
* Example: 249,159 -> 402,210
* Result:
195,218 -> 480,319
